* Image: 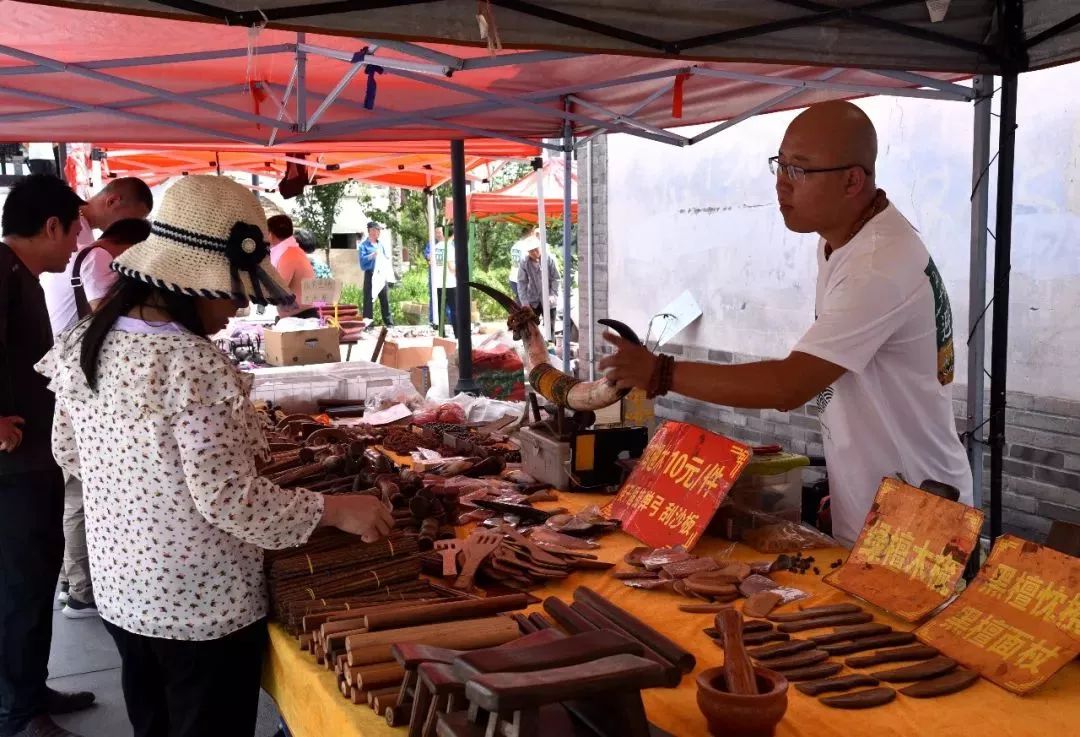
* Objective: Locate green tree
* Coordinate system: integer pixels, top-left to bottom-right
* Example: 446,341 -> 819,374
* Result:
295,181 -> 348,261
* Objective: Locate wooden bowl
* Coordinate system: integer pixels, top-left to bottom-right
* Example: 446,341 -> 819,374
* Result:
696,666 -> 789,737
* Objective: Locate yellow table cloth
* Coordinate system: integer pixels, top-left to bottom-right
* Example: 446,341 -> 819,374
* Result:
264,492 -> 1080,737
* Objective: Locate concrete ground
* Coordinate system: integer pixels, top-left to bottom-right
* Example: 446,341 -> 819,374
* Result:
48,592 -> 284,737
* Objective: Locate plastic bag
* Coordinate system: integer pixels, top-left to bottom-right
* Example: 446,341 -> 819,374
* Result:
737,574 -> 809,605
741,518 -> 838,553
366,386 -> 425,412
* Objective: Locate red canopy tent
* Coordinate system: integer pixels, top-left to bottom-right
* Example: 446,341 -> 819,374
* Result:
445,160 -> 576,224
94,145 -> 536,189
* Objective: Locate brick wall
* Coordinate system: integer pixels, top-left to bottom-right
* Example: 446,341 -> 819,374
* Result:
582,134 -> 1080,544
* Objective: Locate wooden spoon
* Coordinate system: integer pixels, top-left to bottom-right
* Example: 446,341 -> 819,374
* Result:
454,531 -> 503,591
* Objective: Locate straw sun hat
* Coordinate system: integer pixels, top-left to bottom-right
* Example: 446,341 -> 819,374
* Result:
112,175 -> 295,306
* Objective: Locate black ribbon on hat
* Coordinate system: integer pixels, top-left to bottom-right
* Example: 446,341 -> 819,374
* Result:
224,222 -> 294,305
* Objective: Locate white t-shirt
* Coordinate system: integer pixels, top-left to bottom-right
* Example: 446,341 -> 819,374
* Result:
42,218 -> 118,337
429,239 -> 457,290
793,203 -> 973,545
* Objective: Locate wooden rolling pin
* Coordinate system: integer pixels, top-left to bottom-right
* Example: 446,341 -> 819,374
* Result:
348,621 -> 521,666
346,617 -> 520,667
362,594 -> 529,632
573,587 -> 697,674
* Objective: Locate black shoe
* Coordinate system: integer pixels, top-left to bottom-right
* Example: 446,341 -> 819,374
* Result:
45,688 -> 95,715
11,716 -> 86,737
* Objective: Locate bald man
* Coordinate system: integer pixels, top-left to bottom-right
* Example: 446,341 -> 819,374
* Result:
601,101 -> 972,544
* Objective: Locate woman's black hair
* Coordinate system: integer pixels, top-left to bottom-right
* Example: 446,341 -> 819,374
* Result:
80,276 -> 206,390
294,228 -> 317,254
99,218 -> 152,246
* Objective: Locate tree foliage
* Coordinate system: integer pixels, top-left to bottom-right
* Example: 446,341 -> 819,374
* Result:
295,181 -> 348,259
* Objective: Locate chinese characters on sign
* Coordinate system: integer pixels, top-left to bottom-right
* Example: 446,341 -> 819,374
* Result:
605,421 -> 751,549
917,535 -> 1080,694
825,478 -> 983,621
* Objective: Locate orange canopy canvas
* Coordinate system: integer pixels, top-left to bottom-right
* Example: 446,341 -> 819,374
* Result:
445,160 -> 576,223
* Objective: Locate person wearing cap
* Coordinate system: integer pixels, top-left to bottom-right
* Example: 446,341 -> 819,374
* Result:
508,228 -> 538,303
267,214 -> 317,319
358,221 -> 393,326
0,175 -> 95,737
516,241 -> 559,327
36,176 -> 393,737
40,178 -> 153,623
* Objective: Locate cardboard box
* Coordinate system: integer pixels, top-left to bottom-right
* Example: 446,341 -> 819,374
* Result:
410,365 -> 432,395
263,326 -> 340,367
379,337 -> 433,370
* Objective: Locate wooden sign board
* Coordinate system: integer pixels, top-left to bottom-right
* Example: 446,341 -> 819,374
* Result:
604,421 -> 751,550
916,534 -> 1080,694
824,477 -> 984,622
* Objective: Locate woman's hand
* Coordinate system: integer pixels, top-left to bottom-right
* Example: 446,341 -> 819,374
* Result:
598,334 -> 659,391
0,416 -> 24,452
321,494 -> 394,543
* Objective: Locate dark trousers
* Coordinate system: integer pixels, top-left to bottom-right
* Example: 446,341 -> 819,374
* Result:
436,287 -> 457,335
362,270 -> 392,325
530,301 -> 557,328
508,281 -> 519,303
0,467 -> 64,737
103,618 -> 268,737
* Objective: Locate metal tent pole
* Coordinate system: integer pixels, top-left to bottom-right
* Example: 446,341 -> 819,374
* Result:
585,139 -> 595,381
561,101 -> 573,372
988,71 -> 1019,543
296,33 -> 307,132
966,74 -> 993,509
425,188 -> 439,331
536,159 -> 552,342
451,140 -> 478,393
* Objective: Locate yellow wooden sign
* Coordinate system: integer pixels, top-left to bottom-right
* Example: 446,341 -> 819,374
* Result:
916,534 -> 1080,694
824,477 -> 984,622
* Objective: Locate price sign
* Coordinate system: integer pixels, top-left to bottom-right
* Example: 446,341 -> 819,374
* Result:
916,534 -> 1080,694
301,278 -> 342,306
825,477 -> 983,621
604,421 -> 751,550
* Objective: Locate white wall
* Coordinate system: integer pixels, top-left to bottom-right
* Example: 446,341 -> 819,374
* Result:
607,62 -> 1080,401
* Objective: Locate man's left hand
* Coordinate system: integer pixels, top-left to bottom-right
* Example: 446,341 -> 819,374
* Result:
599,334 -> 659,391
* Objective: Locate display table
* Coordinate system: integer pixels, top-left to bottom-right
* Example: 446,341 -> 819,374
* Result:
263,493 -> 1080,737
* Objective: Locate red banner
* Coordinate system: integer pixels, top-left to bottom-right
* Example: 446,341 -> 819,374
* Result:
605,421 -> 751,550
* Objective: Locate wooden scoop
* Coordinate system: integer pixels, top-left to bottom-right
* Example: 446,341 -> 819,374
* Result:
715,609 -> 759,695
433,539 -> 461,577
454,530 -> 502,591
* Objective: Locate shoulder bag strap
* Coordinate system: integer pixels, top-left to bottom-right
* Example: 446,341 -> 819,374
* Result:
71,242 -> 106,319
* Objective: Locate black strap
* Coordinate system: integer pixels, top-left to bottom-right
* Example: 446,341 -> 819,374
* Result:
71,242 -> 106,320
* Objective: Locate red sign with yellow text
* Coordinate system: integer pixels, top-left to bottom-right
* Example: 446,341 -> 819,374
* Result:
605,421 -> 751,550
824,478 -> 983,622
916,534 -> 1080,694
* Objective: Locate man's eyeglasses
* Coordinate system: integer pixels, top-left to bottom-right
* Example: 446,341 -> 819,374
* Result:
769,156 -> 870,182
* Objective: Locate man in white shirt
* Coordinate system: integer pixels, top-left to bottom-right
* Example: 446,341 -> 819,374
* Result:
429,227 -> 459,334
600,101 -> 973,545
40,176 -> 152,621
267,215 -> 317,318
42,178 -> 153,335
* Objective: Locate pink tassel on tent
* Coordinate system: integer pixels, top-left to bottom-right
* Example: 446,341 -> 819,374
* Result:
477,0 -> 503,54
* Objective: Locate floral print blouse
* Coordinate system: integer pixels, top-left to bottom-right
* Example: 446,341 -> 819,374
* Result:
37,321 -> 324,641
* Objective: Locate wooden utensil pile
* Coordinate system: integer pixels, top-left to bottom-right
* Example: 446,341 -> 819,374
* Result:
430,527 -> 616,591
291,592 -> 538,717
266,530 -> 426,626
707,602 -> 981,708
618,546 -> 806,614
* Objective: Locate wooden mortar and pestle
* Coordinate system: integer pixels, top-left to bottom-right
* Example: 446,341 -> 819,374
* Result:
697,609 -> 790,737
